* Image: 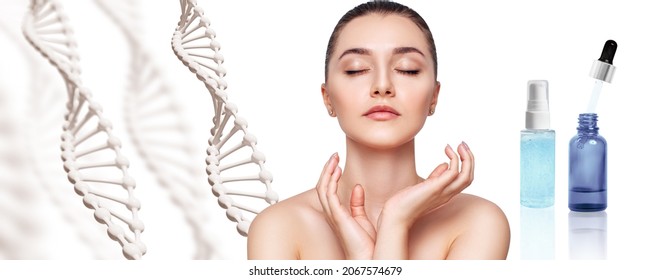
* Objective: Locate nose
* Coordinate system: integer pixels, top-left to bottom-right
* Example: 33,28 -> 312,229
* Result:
371,68 -> 394,97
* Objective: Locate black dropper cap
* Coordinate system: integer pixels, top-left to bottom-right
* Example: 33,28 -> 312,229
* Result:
590,39 -> 617,83
598,40 -> 617,64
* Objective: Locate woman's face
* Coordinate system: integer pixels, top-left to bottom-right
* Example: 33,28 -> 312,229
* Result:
322,13 -> 439,150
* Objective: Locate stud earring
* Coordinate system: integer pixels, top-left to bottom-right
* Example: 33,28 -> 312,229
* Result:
328,110 -> 334,116
429,109 -> 434,116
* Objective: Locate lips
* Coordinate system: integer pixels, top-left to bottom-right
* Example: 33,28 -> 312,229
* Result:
363,105 -> 400,121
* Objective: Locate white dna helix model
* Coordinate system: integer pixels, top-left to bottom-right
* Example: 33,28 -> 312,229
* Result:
172,0 -> 279,236
22,0 -> 146,259
94,0 -> 221,259
17,19 -> 119,259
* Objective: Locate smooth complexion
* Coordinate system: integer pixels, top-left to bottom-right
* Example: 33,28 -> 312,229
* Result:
247,12 -> 510,260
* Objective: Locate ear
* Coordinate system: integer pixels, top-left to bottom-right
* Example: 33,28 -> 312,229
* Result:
321,83 -> 336,117
428,81 -> 441,116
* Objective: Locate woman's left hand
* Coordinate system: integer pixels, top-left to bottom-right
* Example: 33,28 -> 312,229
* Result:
379,142 -> 474,229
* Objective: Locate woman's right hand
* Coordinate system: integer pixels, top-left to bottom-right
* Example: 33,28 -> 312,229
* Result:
316,153 -> 377,260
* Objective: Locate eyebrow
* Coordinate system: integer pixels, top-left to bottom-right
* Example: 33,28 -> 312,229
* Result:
338,47 -> 425,60
394,47 -> 425,57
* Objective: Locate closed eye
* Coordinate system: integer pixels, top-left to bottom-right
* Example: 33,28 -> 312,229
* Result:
345,69 -> 369,75
397,69 -> 420,75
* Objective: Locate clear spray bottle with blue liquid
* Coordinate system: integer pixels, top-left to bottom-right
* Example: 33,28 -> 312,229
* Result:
521,80 -> 555,208
568,40 -> 617,212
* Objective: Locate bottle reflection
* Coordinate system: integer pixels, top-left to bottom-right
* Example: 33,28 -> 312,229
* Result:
520,206 -> 555,260
568,211 -> 607,259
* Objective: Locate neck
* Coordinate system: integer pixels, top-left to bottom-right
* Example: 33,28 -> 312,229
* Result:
338,137 -> 423,224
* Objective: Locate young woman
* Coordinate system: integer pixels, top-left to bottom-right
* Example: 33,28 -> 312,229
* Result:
248,0 -> 510,260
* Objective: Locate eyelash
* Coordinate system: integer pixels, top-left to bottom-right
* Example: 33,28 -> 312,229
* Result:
345,69 -> 420,76
345,70 -> 368,75
397,69 -> 420,76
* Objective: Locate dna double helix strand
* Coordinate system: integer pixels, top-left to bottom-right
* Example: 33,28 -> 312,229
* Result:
22,0 -> 146,259
172,0 -> 279,236
2,14 -> 116,259
93,0 -> 222,259
22,34 -> 119,260
25,75 -> 120,259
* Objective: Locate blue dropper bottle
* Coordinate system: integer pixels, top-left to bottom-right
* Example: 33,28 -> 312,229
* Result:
568,40 -> 617,212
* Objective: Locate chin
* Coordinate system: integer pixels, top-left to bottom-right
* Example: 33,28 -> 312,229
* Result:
349,130 -> 418,150
363,141 -> 411,151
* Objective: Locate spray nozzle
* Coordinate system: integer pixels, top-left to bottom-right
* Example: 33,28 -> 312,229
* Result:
525,80 -> 550,130
590,40 -> 617,83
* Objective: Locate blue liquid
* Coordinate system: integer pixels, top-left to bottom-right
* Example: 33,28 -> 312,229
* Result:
568,113 -> 607,212
520,130 -> 555,208
569,189 -> 607,212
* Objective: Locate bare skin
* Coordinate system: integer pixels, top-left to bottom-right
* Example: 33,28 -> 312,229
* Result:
248,12 -> 510,260
248,147 -> 510,260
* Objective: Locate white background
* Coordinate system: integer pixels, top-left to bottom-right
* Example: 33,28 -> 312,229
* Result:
1,0 -> 649,265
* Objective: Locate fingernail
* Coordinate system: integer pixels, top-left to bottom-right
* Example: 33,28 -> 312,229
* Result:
446,144 -> 452,150
461,141 -> 470,151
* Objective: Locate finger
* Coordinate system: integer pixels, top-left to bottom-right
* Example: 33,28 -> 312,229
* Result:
429,145 -> 460,189
327,166 -> 349,223
317,152 -> 338,184
441,142 -> 475,196
316,154 -> 336,203
349,184 -> 368,218
323,166 -> 342,224
327,165 -> 342,197
444,144 -> 460,174
458,141 -> 475,184
317,153 -> 339,217
350,184 -> 377,239
426,162 -> 449,180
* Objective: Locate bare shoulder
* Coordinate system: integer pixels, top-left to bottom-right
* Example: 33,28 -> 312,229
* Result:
442,193 -> 511,259
451,193 -> 510,226
247,189 -> 323,259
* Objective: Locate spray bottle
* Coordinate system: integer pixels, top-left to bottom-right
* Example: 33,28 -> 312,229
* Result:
521,80 -> 555,208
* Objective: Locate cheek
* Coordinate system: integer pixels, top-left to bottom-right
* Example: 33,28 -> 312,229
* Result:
396,82 -> 435,111
328,79 -> 368,111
